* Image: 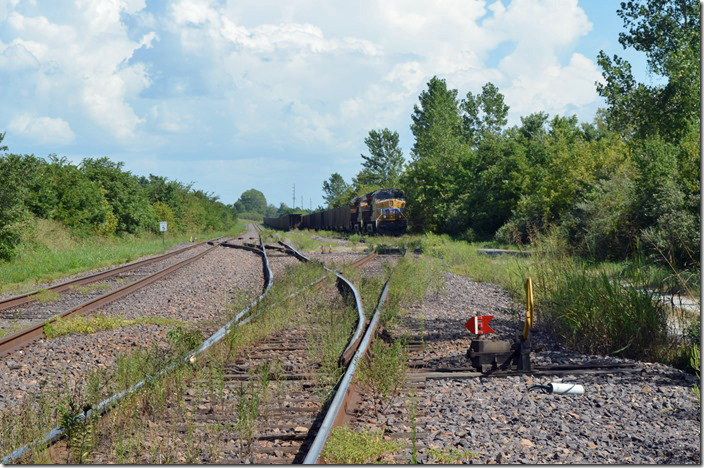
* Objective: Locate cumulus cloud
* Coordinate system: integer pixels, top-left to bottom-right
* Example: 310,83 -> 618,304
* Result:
0,42 -> 39,71
0,0 -> 607,205
8,113 -> 75,144
0,0 -> 154,141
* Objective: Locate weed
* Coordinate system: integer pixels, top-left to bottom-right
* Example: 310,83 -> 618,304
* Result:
419,316 -> 426,353
70,283 -> 112,295
358,338 -> 408,416
44,315 -> 186,338
166,326 -> 204,355
34,289 -> 61,303
234,380 -> 261,458
691,345 -> 700,402
0,321 -> 26,339
427,447 -> 477,464
306,296 -> 356,399
57,386 -> 95,464
321,426 -> 402,464
409,391 -> 418,464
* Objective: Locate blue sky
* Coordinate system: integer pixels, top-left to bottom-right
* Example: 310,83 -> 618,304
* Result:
0,0 -> 659,210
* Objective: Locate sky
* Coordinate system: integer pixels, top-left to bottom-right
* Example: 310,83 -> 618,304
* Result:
0,0 -> 661,210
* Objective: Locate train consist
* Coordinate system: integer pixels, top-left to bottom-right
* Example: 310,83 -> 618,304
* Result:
264,188 -> 407,235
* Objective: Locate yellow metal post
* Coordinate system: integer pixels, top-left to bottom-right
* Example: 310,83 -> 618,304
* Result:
523,277 -> 534,340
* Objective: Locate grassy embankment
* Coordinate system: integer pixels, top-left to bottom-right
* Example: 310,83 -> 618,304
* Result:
0,219 -> 247,295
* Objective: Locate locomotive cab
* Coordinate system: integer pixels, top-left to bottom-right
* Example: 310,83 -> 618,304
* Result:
354,188 -> 407,234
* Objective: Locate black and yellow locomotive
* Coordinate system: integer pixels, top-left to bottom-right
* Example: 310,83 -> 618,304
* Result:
264,188 -> 407,235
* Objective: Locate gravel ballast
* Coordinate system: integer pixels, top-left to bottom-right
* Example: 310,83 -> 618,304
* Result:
350,271 -> 701,464
0,231 -> 266,413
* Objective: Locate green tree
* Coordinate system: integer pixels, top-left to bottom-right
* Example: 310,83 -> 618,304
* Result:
80,157 -> 156,233
356,129 -> 405,188
403,76 -> 469,232
596,0 -> 700,141
0,135 -> 29,259
460,82 -> 509,148
322,173 -> 351,207
139,174 -> 190,230
51,158 -> 110,232
234,189 -> 267,214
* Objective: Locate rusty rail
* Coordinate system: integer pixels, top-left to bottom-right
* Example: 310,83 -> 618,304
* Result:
0,238 -> 223,312
0,242 -> 222,357
304,277 -> 391,464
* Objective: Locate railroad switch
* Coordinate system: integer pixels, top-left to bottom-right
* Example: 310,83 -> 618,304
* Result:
465,277 -> 535,374
466,335 -> 532,374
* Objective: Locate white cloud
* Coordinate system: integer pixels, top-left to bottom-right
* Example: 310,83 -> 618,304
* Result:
8,113 -> 75,144
1,0 -> 154,140
0,42 -> 39,71
0,0 -> 608,206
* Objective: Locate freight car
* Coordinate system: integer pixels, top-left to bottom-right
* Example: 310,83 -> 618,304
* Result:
263,213 -> 302,231
265,188 -> 407,235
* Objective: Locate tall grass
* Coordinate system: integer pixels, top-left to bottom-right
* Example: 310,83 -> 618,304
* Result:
414,230 -> 699,367
0,219 -> 246,294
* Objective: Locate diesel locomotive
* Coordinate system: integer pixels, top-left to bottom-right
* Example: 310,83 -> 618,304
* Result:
264,188 -> 407,235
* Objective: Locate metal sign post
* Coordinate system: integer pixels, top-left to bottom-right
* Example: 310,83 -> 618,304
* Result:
159,221 -> 168,249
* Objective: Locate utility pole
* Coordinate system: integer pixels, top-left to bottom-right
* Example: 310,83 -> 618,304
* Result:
292,184 -> 296,209
309,198 -> 312,211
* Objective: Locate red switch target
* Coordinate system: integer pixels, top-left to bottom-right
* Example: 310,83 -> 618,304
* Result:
465,315 -> 495,335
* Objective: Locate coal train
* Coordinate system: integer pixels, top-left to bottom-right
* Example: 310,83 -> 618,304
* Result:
264,188 -> 407,235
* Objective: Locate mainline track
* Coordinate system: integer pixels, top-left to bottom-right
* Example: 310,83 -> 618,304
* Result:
0,238 -> 225,357
0,238 -> 222,312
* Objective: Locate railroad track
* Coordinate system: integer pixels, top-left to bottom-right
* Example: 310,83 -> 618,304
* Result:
161,242 -> 386,464
3,230 -> 390,464
0,237 -> 223,312
0,237 -> 227,357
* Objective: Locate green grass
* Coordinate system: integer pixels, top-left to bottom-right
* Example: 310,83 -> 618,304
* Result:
44,315 -> 188,339
0,322 -> 27,339
321,426 -> 402,464
70,283 -> 113,295
0,219 -> 246,295
279,229 -> 330,252
412,231 -> 700,367
34,289 -> 62,303
427,447 -> 477,464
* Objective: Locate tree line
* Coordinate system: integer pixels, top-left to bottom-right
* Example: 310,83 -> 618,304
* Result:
0,142 -> 238,260
322,0 -> 699,269
232,188 -> 314,221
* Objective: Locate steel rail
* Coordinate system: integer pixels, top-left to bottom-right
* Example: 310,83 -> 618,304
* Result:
304,277 -> 391,464
0,237 -> 223,312
2,235 -> 271,464
3,233 -> 377,463
0,242 -> 223,357
276,240 -> 371,363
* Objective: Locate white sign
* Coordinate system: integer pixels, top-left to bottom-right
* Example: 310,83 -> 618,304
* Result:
159,221 -> 168,232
